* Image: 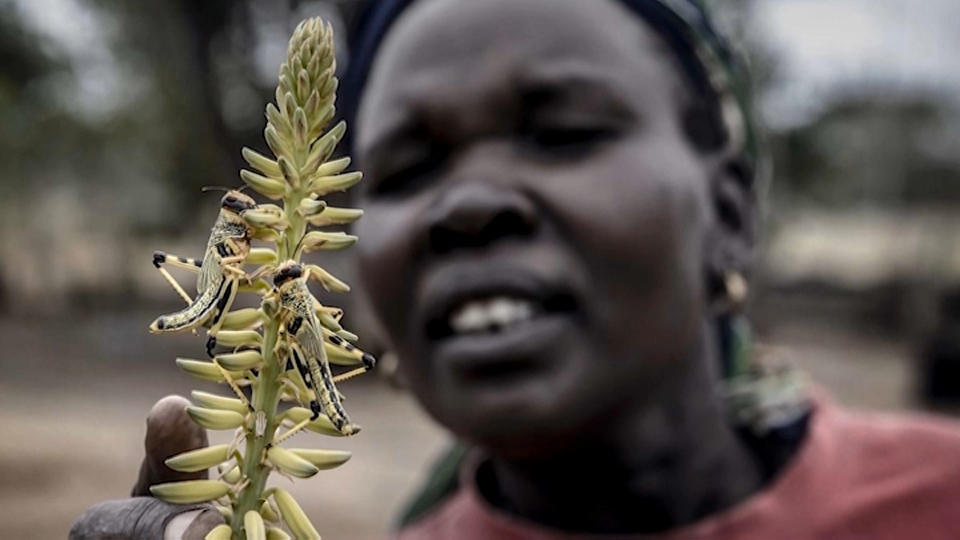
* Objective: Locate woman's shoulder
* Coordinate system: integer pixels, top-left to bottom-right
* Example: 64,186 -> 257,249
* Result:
823,399 -> 960,478
792,397 -> 960,537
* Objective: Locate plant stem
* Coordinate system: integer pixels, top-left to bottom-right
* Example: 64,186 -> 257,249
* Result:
230,189 -> 305,538
231,316 -> 281,536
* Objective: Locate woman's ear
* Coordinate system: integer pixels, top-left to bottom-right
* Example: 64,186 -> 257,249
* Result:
703,152 -> 757,306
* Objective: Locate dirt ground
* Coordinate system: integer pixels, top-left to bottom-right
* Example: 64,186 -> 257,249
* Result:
0,311 -> 936,539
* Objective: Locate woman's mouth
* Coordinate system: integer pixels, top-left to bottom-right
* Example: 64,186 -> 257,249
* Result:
450,296 -> 535,334
418,268 -> 581,384
425,290 -> 578,342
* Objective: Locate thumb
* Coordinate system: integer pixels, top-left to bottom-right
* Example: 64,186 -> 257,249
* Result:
131,394 -> 209,496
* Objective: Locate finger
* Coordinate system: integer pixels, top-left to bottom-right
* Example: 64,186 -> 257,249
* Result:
174,506 -> 227,540
69,498 -> 224,540
132,395 -> 209,496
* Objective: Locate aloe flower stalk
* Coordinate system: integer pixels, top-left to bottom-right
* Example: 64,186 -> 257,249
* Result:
149,18 -> 370,540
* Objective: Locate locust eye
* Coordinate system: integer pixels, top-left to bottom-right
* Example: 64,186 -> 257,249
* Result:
222,193 -> 256,213
274,264 -> 304,286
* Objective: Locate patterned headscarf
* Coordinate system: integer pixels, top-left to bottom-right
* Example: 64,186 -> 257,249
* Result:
340,0 -> 768,191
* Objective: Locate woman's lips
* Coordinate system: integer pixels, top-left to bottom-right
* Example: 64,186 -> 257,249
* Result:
416,265 -> 581,384
420,269 -> 579,343
436,312 -> 575,385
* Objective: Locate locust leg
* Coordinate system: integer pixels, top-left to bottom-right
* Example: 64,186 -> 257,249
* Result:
154,251 -> 203,272
221,238 -> 270,285
152,251 -> 202,305
310,297 -> 376,379
325,332 -> 377,372
220,238 -> 248,266
211,357 -> 253,412
312,297 -> 344,321
244,265 -> 275,285
222,264 -> 247,279
204,274 -> 241,357
332,367 -> 370,384
272,340 -> 358,446
220,255 -> 246,268
271,345 -> 318,446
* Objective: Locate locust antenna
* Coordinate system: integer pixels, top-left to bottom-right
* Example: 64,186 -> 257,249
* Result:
202,185 -> 249,193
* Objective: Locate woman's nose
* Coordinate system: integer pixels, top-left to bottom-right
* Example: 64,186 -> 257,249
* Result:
426,183 -> 540,254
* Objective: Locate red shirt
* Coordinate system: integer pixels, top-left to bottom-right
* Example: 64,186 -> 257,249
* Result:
397,398 -> 960,539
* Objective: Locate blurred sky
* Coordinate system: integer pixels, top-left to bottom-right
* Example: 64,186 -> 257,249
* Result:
11,0 -> 124,123
11,0 -> 960,130
755,0 -> 960,128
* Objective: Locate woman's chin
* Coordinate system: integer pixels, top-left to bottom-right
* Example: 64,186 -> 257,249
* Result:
428,364 -> 608,455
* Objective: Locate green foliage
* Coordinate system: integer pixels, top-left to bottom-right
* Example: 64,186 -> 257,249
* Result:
772,96 -> 960,208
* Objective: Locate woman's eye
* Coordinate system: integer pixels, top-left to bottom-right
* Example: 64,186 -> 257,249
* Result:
370,152 -> 446,197
523,126 -> 615,156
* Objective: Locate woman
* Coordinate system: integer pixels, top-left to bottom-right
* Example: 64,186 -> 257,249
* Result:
72,0 -> 960,538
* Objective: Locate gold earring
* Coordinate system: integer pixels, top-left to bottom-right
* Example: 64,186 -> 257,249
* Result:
724,270 -> 748,307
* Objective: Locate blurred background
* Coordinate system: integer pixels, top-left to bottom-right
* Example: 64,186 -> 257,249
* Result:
1,0 -> 958,538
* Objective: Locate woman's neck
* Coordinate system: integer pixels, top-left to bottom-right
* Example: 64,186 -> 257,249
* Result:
486,328 -> 764,534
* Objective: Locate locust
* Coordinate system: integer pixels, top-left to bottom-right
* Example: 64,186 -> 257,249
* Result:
149,190 -> 260,354
270,261 -> 376,437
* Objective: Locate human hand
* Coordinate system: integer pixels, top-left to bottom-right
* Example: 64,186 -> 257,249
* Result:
69,395 -> 225,540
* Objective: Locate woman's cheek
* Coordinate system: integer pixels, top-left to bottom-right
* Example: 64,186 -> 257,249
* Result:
529,143 -> 684,269
527,138 -> 709,354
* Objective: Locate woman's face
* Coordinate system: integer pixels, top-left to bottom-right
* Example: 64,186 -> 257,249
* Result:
355,0 -> 734,453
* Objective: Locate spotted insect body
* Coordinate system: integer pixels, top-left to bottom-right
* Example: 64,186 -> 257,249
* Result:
274,267 -> 360,436
149,191 -> 258,338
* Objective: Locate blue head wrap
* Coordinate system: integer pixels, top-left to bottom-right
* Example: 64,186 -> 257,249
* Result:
340,0 -> 767,189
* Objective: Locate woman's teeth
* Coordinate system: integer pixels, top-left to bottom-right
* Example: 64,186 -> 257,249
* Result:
450,296 -> 536,334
